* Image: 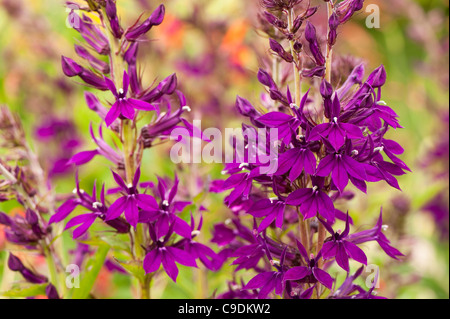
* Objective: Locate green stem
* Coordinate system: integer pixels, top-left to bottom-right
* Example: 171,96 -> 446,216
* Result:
43,245 -> 59,291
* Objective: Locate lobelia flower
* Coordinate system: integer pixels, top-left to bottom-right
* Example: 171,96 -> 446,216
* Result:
346,209 -> 404,260
68,124 -> 123,167
178,214 -> 221,271
283,241 -> 334,290
286,176 -> 335,221
105,167 -> 159,228
138,176 -> 192,239
319,213 -> 367,272
242,245 -> 288,299
315,140 -> 368,193
104,71 -> 156,126
248,198 -> 287,233
143,224 -> 197,282
49,174 -> 130,238
309,93 -> 364,151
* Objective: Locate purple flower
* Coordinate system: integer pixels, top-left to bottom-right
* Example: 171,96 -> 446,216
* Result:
143,225 -> 197,282
242,246 -> 288,299
248,198 -> 287,232
286,177 -> 335,221
320,213 -> 367,272
179,214 -> 221,271
315,147 -> 367,193
275,143 -> 317,182
105,167 -> 159,228
347,209 -> 404,260
104,71 -> 156,126
309,95 -> 364,150
50,174 -> 130,238
283,241 -> 334,290
138,176 -> 192,239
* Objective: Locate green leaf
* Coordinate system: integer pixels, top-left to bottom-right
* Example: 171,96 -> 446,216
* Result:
113,257 -> 146,282
71,244 -> 110,299
1,283 -> 47,298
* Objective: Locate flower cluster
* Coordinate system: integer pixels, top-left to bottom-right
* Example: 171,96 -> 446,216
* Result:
213,0 -> 407,299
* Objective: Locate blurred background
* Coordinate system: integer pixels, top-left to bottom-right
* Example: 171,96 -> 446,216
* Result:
0,0 -> 448,299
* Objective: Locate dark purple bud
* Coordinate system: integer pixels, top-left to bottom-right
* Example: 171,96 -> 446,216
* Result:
367,65 -> 387,88
106,0 -> 123,39
257,69 -> 276,88
125,4 -> 165,41
21,269 -> 48,284
74,45 -> 110,74
269,89 -> 285,102
160,73 -> 177,95
304,21 -> 317,43
61,56 -> 82,77
45,284 -> 60,299
269,39 -> 293,63
8,253 -> 24,271
303,6 -> 318,19
302,66 -> 326,78
264,11 -> 287,29
105,0 -> 117,17
0,212 -> 12,226
328,13 -> 340,46
293,41 -> 303,52
292,16 -> 303,34
25,209 -> 39,226
236,96 -> 259,119
79,69 -> 109,91
304,22 -> 325,65
320,80 -> 333,99
124,42 -> 139,65
105,217 -> 130,234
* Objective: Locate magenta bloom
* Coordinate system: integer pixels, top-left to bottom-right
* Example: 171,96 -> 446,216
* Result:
104,71 -> 156,126
286,177 -> 335,221
320,213 -> 367,272
143,226 -> 197,282
105,167 -> 158,228
284,241 -> 334,290
309,95 -> 364,150
248,198 -> 287,232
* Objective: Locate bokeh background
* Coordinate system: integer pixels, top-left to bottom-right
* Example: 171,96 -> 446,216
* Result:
0,0 -> 448,299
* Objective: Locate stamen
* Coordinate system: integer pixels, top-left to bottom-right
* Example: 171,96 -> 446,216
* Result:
382,225 -> 389,231
93,202 -> 103,209
162,200 -> 169,207
270,259 -> 280,266
118,88 -> 124,95
239,163 -> 249,169
333,117 -> 338,123
191,230 -> 201,237
290,103 -> 299,110
377,100 -> 387,106
352,150 -> 359,156
182,106 -> 191,112
374,146 -> 384,153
